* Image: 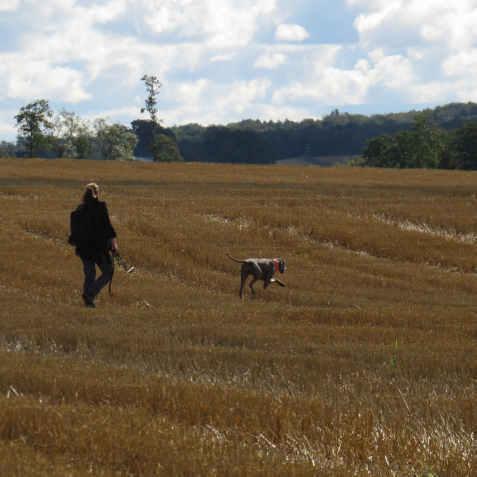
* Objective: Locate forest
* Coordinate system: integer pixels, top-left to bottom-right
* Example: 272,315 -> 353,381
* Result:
2,101 -> 477,168
171,103 -> 477,167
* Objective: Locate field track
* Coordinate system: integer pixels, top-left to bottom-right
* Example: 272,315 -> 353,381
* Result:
0,159 -> 475,476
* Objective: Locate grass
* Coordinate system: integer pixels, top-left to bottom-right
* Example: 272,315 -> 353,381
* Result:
0,158 -> 475,476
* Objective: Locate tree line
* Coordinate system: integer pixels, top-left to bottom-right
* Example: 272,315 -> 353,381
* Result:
172,103 -> 477,166
1,95 -> 477,167
359,114 -> 477,169
1,75 -> 183,162
12,99 -> 139,161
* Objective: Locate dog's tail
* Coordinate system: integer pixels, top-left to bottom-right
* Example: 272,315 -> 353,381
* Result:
226,253 -> 246,264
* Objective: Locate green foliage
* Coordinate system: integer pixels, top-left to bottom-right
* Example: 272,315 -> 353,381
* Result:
14,99 -> 54,157
7,100 -> 477,166
174,103 -> 477,164
448,122 -> 477,170
140,74 -> 161,125
131,119 -> 155,157
92,120 -> 137,161
362,115 -> 447,169
0,141 -> 16,158
200,126 -> 277,164
347,156 -> 366,167
131,119 -> 183,162
52,110 -> 92,159
411,113 -> 446,168
151,133 -> 183,162
137,75 -> 183,162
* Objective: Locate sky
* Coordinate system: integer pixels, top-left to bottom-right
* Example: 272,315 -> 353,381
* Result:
1,0 -> 477,140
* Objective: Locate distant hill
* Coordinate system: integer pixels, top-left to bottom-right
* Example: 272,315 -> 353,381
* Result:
171,102 -> 477,165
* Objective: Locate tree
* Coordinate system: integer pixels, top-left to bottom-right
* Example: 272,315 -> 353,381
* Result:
0,141 -> 16,158
140,75 -> 161,125
172,103 -> 477,163
52,110 -> 92,158
410,113 -> 445,168
131,119 -> 183,161
450,122 -> 477,169
362,136 -> 393,167
361,114 -> 447,169
92,120 -> 137,161
15,100 -> 54,157
152,134 -> 183,162
139,74 -> 183,161
203,127 -> 276,164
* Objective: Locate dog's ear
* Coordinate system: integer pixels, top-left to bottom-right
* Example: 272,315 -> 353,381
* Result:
279,259 -> 286,273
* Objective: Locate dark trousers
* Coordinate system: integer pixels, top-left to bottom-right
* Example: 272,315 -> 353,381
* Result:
81,253 -> 113,300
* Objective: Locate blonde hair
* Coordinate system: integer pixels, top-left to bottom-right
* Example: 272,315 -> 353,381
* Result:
83,182 -> 99,204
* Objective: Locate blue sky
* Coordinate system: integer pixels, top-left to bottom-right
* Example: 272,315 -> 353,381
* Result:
1,0 -> 477,140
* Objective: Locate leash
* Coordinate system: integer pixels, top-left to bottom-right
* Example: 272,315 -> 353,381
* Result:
109,251 -> 114,296
113,251 -> 136,274
108,251 -> 136,296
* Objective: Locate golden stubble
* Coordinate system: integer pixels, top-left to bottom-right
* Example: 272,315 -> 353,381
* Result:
0,159 -> 475,476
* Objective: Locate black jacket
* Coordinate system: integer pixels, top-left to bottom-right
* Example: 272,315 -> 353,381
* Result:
70,200 -> 116,260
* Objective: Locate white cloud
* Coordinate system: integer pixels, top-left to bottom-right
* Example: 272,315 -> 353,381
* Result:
442,50 -> 477,77
210,53 -> 236,63
0,2 -> 130,102
407,81 -> 453,103
341,0 -> 477,106
366,49 -> 414,89
254,104 -> 318,122
1,0 -> 278,107
0,123 -> 16,138
84,105 -> 140,123
16,20 -> 207,95
0,0 -> 19,11
0,54 -> 90,102
172,79 -> 211,105
88,0 -> 127,23
138,0 -> 277,47
1,0 -> 477,135
347,0 -> 388,6
349,0 -> 477,51
0,108 -> 17,139
273,68 -> 370,106
272,45 -> 362,105
275,23 -> 310,42
254,52 -> 287,69
273,46 -> 418,106
162,78 -> 272,125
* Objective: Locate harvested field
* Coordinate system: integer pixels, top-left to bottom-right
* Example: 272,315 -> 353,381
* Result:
0,158 -> 475,476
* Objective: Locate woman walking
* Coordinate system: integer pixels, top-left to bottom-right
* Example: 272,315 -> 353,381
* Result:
69,183 -> 118,308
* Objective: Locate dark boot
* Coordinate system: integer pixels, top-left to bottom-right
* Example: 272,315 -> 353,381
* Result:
82,294 -> 95,308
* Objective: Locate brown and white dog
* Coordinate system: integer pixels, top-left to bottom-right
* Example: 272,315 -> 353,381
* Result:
227,253 -> 286,299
